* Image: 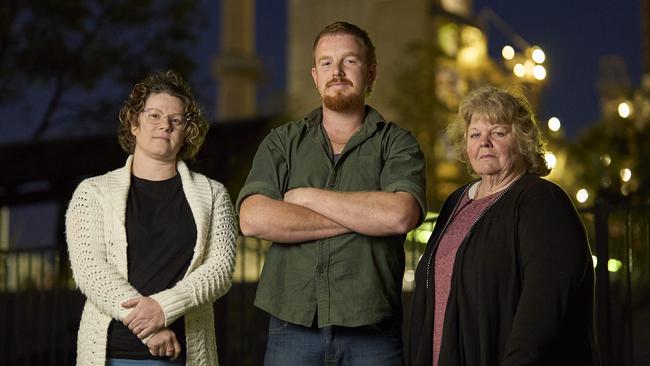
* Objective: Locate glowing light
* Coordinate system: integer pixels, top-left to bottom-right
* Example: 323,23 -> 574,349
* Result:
544,152 -> 557,169
513,63 -> 526,77
458,46 -> 480,68
620,168 -> 632,182
532,65 -> 546,80
608,259 -> 623,272
457,26 -> 486,70
532,47 -> 546,63
592,256 -> 624,272
502,45 -> 515,60
618,102 -> 631,118
524,59 -> 535,75
600,154 -> 611,167
576,189 -> 589,203
404,269 -> 415,282
416,230 -> 432,244
621,184 -> 630,196
548,117 -> 561,131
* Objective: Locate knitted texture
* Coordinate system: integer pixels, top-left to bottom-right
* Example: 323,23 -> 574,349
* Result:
66,156 -> 237,366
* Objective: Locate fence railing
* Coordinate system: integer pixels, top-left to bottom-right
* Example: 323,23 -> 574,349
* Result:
1,203 -> 649,365
0,247 -> 80,366
580,202 -> 650,366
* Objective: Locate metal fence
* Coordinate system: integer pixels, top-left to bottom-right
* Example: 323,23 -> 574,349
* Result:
0,247 -> 81,366
1,204 -> 649,365
580,202 -> 650,366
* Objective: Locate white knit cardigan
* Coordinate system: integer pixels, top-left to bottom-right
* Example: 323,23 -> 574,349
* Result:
65,156 -> 237,366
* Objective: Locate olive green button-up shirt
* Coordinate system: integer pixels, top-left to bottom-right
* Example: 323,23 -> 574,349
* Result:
236,106 -> 426,327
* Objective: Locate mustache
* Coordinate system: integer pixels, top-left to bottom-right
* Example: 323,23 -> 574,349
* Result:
326,77 -> 353,87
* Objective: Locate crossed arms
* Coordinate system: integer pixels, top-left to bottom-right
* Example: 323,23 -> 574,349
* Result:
239,187 -> 421,243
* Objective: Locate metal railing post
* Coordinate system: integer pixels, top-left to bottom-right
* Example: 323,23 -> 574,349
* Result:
594,196 -> 612,366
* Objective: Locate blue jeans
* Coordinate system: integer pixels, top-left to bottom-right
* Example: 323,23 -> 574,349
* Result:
263,315 -> 403,366
106,359 -> 184,366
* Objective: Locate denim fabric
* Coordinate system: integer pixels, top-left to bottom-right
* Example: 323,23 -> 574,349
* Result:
106,358 -> 185,366
263,315 -> 403,366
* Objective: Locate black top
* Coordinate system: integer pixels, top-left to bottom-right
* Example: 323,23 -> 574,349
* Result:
107,174 -> 196,360
407,174 -> 600,366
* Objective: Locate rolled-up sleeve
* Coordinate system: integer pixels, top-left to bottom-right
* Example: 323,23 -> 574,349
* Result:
380,127 -> 427,223
236,130 -> 288,214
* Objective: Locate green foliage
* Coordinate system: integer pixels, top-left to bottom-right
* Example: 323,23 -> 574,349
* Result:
569,114 -> 650,203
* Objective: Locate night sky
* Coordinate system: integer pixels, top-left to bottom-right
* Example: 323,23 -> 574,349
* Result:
475,0 -> 642,138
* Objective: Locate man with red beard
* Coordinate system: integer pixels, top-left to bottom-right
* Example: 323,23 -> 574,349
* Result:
237,21 -> 426,366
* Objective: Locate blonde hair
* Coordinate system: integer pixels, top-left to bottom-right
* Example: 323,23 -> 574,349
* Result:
447,85 -> 550,176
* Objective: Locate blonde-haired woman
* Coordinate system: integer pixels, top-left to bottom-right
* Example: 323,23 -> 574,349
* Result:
407,86 -> 599,366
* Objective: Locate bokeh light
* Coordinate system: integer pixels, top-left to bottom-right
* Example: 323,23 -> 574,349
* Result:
502,45 -> 515,60
576,188 -> 589,203
548,117 -> 561,131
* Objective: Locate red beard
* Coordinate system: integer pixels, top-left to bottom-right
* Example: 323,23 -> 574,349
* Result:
324,92 -> 363,111
323,77 -> 365,111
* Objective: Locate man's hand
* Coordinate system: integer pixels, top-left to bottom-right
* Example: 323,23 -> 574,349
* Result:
122,296 -> 165,339
146,328 -> 181,360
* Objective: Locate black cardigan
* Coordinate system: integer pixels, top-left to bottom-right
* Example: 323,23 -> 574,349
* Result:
407,174 -> 599,366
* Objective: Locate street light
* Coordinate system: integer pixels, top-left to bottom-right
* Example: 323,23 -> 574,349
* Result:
618,101 -> 632,118
544,152 -> 557,169
503,45 -> 547,83
620,168 -> 632,182
513,63 -> 526,77
548,117 -> 561,131
576,188 -> 589,203
502,45 -> 515,60
533,65 -> 546,80
600,154 -> 611,166
531,47 -> 545,63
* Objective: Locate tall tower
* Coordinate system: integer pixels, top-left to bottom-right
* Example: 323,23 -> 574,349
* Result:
641,0 -> 650,75
214,0 -> 260,120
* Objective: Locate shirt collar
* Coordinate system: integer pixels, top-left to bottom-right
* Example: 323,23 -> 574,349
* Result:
304,105 -> 387,133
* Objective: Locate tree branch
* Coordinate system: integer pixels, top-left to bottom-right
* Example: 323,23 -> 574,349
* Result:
32,4 -> 112,139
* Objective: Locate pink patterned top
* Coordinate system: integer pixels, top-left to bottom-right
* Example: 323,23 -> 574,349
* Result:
432,187 -> 500,365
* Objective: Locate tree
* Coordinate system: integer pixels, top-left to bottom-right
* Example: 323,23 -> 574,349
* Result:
567,111 -> 650,204
0,0 -> 204,139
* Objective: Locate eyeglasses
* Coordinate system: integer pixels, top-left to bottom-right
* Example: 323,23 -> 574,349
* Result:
141,108 -> 188,130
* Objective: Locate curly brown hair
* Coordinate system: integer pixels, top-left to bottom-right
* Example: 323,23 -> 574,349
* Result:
447,85 -> 551,177
117,70 -> 209,160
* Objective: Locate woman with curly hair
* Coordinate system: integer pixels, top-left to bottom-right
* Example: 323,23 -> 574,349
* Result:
66,70 -> 237,366
407,86 -> 599,366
